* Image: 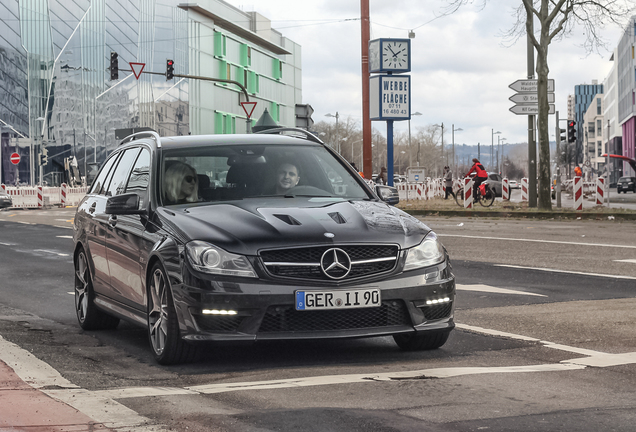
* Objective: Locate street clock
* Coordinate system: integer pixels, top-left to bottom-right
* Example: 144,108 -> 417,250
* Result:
369,38 -> 411,73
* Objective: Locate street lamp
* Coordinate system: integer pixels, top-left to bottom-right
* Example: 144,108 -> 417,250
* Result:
491,129 -> 501,170
498,137 -> 507,174
35,117 -> 45,186
452,125 -> 462,176
434,123 -> 445,176
409,112 -> 422,166
325,112 -> 339,153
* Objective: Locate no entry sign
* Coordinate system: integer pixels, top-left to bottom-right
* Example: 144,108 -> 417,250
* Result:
10,152 -> 20,165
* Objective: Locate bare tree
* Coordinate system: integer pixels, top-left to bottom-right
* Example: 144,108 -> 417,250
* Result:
446,0 -> 633,209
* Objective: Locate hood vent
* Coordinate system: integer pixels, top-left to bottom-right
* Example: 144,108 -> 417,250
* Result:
328,212 -> 347,224
274,214 -> 302,226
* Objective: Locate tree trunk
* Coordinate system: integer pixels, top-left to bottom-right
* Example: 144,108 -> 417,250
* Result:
536,14 -> 552,210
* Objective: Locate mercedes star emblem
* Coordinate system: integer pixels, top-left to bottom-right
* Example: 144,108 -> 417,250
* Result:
320,248 -> 352,279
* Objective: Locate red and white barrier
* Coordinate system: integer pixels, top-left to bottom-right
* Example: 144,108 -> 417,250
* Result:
502,178 -> 510,200
61,183 -> 68,207
4,186 -> 88,209
573,177 -> 583,210
463,178 -> 473,209
595,177 -> 605,206
521,178 -> 529,201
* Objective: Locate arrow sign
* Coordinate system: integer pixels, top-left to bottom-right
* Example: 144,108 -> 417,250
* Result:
129,62 -> 146,80
509,79 -> 554,93
509,104 -> 555,115
509,93 -> 555,104
10,152 -> 20,165
240,102 -> 257,119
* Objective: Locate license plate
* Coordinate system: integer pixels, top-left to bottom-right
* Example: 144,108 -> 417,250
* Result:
295,288 -> 381,310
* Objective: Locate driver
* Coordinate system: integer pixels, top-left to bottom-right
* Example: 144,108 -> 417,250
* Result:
276,162 -> 300,194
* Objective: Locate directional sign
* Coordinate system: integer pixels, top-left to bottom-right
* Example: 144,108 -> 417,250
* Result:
509,93 -> 555,104
240,102 -> 257,119
129,62 -> 146,80
509,79 -> 554,93
509,104 -> 555,115
10,152 -> 20,165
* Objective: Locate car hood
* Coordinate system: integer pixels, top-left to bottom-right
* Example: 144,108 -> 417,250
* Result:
157,199 -> 431,255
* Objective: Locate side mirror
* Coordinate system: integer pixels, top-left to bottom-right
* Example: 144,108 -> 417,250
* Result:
105,193 -> 144,215
375,185 -> 400,205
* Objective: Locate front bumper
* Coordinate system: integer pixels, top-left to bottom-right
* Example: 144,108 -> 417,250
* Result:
172,261 -> 455,343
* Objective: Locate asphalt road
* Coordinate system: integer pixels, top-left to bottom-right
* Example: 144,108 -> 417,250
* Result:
1,208 -> 636,431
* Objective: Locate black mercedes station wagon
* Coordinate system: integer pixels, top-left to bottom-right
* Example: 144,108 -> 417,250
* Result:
73,128 -> 455,364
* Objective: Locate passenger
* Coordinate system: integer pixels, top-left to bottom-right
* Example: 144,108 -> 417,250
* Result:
164,161 -> 199,204
276,162 -> 300,194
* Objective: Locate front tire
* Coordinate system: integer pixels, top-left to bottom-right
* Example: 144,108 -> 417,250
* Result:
394,330 -> 450,351
479,187 -> 496,207
147,263 -> 197,365
74,249 -> 120,330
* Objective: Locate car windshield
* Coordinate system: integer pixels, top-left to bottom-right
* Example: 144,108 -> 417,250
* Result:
160,143 -> 369,205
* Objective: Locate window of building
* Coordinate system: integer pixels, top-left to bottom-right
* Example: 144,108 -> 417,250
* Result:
214,31 -> 226,57
240,44 -> 251,67
597,119 -> 602,136
598,141 -> 602,157
272,58 -> 282,80
597,98 -> 601,115
588,122 -> 595,136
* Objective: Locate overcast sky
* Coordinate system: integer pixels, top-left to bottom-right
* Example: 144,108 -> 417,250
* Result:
225,0 -> 627,147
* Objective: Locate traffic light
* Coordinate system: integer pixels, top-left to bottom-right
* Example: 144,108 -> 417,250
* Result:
39,148 -> 48,166
559,128 -> 566,143
166,59 -> 174,80
567,120 -> 576,143
110,52 -> 118,80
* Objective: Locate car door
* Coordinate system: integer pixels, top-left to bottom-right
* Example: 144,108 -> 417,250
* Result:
104,147 -> 151,310
79,153 -> 121,294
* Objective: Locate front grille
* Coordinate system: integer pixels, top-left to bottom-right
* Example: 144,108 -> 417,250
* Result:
196,315 -> 244,332
420,302 -> 453,321
258,300 -> 411,333
260,245 -> 399,281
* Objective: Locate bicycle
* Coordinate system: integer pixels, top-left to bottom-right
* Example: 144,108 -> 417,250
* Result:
454,180 -> 496,207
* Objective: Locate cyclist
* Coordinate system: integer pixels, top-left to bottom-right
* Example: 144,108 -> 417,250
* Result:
465,158 -> 488,200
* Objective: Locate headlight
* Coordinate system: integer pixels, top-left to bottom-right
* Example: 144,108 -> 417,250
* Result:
186,241 -> 257,278
404,232 -> 445,271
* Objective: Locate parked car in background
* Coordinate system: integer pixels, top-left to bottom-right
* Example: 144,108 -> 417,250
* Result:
72,128 -> 455,365
508,180 -> 519,189
0,188 -> 12,209
484,172 -> 503,197
617,176 -> 636,193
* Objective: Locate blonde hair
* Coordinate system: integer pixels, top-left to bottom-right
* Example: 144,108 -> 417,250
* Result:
164,161 -> 198,204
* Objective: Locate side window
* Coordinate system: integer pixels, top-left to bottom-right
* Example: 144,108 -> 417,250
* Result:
125,149 -> 151,205
89,153 -> 120,195
103,148 -> 141,197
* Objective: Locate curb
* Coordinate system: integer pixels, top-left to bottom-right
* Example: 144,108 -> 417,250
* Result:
402,209 -> 636,221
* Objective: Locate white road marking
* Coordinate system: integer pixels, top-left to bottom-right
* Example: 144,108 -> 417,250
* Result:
496,264 -> 636,280
54,225 -> 73,229
438,233 -> 636,249
456,283 -> 546,297
3,320 -> 636,423
33,249 -> 70,257
56,235 -> 74,239
614,259 -> 636,264
0,242 -> 17,246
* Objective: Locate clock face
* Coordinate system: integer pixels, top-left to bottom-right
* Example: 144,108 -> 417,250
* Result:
369,40 -> 381,72
382,40 -> 409,70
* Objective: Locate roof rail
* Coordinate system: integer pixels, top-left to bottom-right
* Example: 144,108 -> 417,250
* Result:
254,127 -> 324,145
119,130 -> 162,147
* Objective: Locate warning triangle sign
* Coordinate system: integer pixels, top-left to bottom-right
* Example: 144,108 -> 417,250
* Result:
241,102 -> 257,119
130,62 -> 146,80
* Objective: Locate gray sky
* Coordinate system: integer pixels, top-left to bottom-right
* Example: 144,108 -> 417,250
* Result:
225,0 -> 626,146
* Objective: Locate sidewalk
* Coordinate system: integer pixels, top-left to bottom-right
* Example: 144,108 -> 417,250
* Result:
0,359 -> 112,431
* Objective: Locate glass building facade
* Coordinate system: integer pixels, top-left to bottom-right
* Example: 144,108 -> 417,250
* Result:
0,0 -> 302,186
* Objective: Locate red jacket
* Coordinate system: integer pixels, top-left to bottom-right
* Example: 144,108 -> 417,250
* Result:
466,162 -> 488,179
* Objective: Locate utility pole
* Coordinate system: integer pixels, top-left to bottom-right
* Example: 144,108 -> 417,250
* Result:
361,0 -> 372,178
527,10 -> 537,207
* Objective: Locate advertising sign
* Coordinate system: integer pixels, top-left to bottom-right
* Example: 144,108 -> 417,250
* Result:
370,75 -> 411,121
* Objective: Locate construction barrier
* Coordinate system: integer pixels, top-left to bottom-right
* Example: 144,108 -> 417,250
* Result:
464,178 -> 473,209
595,177 -> 605,206
502,178 -> 510,200
573,177 -> 583,210
4,185 -> 88,209
521,178 -> 529,201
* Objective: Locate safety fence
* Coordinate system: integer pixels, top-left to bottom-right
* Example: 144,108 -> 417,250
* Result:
1,184 -> 88,209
